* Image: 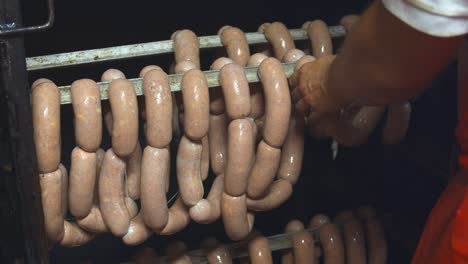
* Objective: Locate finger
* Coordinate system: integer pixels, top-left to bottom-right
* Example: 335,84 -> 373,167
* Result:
295,98 -> 311,115
291,88 -> 303,103
288,72 -> 299,88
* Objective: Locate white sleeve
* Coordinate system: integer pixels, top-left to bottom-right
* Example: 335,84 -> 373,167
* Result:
382,0 -> 468,37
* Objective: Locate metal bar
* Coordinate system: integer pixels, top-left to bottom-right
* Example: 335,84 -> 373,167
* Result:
0,0 -> 49,263
57,62 -> 297,104
27,26 -> 345,71
0,0 -> 54,36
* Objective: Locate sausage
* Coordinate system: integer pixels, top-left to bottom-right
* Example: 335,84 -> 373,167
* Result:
182,69 -> 209,140
295,55 -> 316,71
335,211 -> 366,264
224,119 -> 254,196
139,65 -> 162,78
122,213 -> 153,246
143,68 -> 173,148
246,140 -> 281,199
126,142 -> 142,200
201,136 -> 210,181
319,223 -> 345,264
340,15 -> 360,33
293,230 -> 315,264
282,49 -> 306,64
141,146 -> 170,230
177,135 -> 204,206
381,102 -> 411,145
278,113 -> 305,185
255,23 -> 273,57
247,53 -> 268,119
70,79 -> 102,152
99,149 -> 130,237
219,26 -> 250,66
281,220 -> 305,264
263,22 -> 295,60
167,240 -> 192,264
209,57 -> 233,115
203,238 -> 233,264
32,80 -> 61,173
258,58 -> 291,147
247,117 -> 260,144
172,29 -> 200,69
246,179 -> 292,211
220,63 -> 251,119
209,114 -> 228,175
221,193 -> 252,241
306,20 -> 333,58
39,169 -> 64,242
175,60 -> 198,74
108,78 -> 138,157
357,208 -> 387,264
69,147 -> 97,218
76,205 -> 108,233
157,196 -> 190,235
101,69 -> 126,135
189,175 -> 224,224
59,164 -> 68,216
60,221 -> 94,247
248,235 -> 273,264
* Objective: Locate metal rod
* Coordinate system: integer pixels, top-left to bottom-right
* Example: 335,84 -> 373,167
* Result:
57,62 -> 297,104
26,26 -> 345,71
0,0 -> 49,263
0,0 -> 54,36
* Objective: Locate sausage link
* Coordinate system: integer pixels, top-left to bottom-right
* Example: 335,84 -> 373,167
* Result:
295,55 -> 316,71
319,223 -> 345,264
175,60 -> 198,74
101,69 -> 126,135
210,57 -> 233,115
246,140 -> 281,199
220,63 -> 251,119
76,205 -> 108,233
189,175 -> 224,224
108,78 -> 139,157
282,49 -> 306,64
167,240 -> 192,264
126,142 -> 142,200
122,213 -> 153,246
203,238 -> 233,264
158,197 -> 190,235
209,114 -> 228,175
258,58 -> 291,147
59,164 -> 68,216
264,22 -> 295,60
177,135 -> 204,206
247,53 -> 267,119
39,169 -> 64,242
357,209 -> 387,264
340,15 -> 360,33
335,211 -> 366,264
173,29 -> 200,69
201,136 -> 210,181
281,220 -> 305,264
71,79 -> 102,152
254,23 -> 273,57
278,113 -> 305,185
139,65 -> 162,78
219,26 -> 250,66
224,119 -> 254,196
292,230 -> 315,264
60,221 -> 94,247
69,147 -> 97,218
246,179 -> 292,211
306,20 -> 333,58
99,149 -> 130,237
141,146 -> 170,230
381,102 -> 411,145
182,69 -> 210,140
221,193 -> 251,241
32,80 -> 61,173
248,235 -> 273,264
144,68 -> 173,148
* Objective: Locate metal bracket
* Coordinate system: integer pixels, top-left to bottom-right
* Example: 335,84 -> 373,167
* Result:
0,0 -> 54,36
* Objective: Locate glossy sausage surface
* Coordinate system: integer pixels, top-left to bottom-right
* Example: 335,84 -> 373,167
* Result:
258,58 -> 291,147
220,63 -> 251,119
76,205 -> 108,233
264,22 -> 295,60
364,218 -> 388,264
247,140 -> 281,199
32,81 -> 61,173
126,142 -> 142,200
122,213 -> 153,246
201,136 -> 210,181
60,221 -> 94,247
224,119 -> 254,196
247,53 -> 268,119
220,26 -> 250,66
246,179 -> 292,211
335,212 -> 366,264
221,193 -> 251,241
108,78 -> 138,157
248,235 -> 273,264
173,29 -> 200,69
278,113 -> 305,185
182,69 -> 209,140
282,49 -> 306,64
281,220 -> 305,264
203,238 -> 233,264
293,230 -> 315,264
144,68 -> 173,147
306,20 -> 333,58
69,147 -> 97,218
177,135 -> 204,206
40,169 -> 64,242
209,57 -> 233,115
189,175 -> 224,224
101,69 -> 126,135
59,164 -> 68,216
209,114 -> 228,175
320,223 -> 345,264
158,197 -> 190,235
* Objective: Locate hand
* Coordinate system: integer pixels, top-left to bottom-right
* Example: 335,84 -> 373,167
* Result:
289,55 -> 343,118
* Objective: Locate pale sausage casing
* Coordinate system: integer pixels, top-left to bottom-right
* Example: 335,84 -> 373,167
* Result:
173,29 -> 201,69
264,22 -> 295,60
220,26 -> 250,66
248,235 -> 273,264
40,169 -> 64,242
69,147 -> 97,218
177,135 -> 204,206
182,69 -> 209,140
221,193 -> 252,241
247,140 -> 281,199
219,63 -> 251,120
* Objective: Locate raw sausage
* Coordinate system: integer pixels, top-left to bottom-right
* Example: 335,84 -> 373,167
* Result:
69,147 -> 96,218
209,57 -> 233,115
157,197 -> 190,235
219,63 -> 251,119
278,113 -> 305,185
263,22 -> 295,60
305,20 -> 333,58
219,26 -> 250,66
101,69 -> 126,135
126,142 -> 142,200
221,193 -> 252,241
189,175 -> 224,224
40,169 -> 64,242
209,114 -> 228,175
248,235 -> 273,264
293,230 -> 315,264
182,69 -> 209,140
172,29 -> 200,69
122,213 -> 153,246
59,164 -> 68,216
319,223 -> 345,264
201,135 -> 210,181
281,220 -> 305,264
247,53 -> 268,119
335,211 -> 366,264
108,78 -> 138,157
246,179 -> 292,211
60,221 -> 94,247
167,240 -> 192,264
177,136 -> 204,206
203,238 -> 233,264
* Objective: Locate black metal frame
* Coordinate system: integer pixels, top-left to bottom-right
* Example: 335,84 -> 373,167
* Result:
0,0 -> 50,263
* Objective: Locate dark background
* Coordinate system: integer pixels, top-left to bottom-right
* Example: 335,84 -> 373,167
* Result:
0,0 -> 459,263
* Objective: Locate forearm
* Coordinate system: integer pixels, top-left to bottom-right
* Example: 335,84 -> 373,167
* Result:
326,0 -> 463,107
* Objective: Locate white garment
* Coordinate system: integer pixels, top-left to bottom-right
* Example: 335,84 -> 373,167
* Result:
382,0 -> 468,37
